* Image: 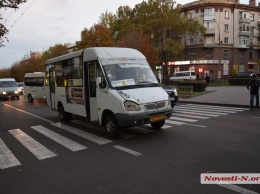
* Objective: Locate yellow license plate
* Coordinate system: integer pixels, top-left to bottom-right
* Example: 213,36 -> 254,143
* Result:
150,114 -> 166,122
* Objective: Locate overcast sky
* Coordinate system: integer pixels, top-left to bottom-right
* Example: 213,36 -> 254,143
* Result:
0,0 -> 257,69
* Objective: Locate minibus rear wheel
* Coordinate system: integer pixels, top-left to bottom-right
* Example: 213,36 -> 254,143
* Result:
151,120 -> 165,129
104,115 -> 121,138
58,104 -> 72,121
28,94 -> 33,102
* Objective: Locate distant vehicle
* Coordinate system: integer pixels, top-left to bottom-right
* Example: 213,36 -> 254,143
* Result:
23,72 -> 46,102
0,78 -> 20,100
169,70 -> 196,81
17,82 -> 24,95
230,72 -> 255,78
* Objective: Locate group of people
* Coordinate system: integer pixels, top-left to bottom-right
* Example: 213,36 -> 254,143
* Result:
247,74 -> 259,111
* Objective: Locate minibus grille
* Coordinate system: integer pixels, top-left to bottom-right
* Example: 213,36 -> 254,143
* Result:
144,101 -> 166,110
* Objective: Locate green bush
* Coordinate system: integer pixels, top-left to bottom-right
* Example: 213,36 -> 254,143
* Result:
228,78 -> 251,85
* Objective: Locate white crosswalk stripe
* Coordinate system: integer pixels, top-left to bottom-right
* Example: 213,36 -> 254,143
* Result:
9,129 -> 57,160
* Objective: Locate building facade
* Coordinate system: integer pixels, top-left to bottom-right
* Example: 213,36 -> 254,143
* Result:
170,0 -> 260,80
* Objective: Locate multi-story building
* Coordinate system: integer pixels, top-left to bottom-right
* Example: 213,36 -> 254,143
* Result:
171,0 -> 260,80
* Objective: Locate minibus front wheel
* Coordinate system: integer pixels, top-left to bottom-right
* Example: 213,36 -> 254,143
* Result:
104,115 -> 121,138
151,120 -> 165,130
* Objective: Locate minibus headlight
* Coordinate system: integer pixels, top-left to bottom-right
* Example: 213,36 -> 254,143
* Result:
124,101 -> 141,111
3,91 -> 6,95
15,91 -> 19,94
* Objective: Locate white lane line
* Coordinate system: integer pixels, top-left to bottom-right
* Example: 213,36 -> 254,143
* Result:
113,145 -> 142,156
185,104 -> 248,111
9,129 -> 57,160
175,106 -> 236,113
169,117 -> 197,122
0,138 -> 21,169
52,122 -> 112,145
31,125 -> 87,152
183,123 -> 207,128
173,108 -> 228,115
218,183 -> 259,194
1,103 -> 53,123
173,110 -> 220,117
172,113 -> 210,119
161,124 -> 172,129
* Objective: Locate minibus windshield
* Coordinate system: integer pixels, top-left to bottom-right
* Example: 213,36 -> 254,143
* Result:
0,81 -> 17,87
103,63 -> 158,88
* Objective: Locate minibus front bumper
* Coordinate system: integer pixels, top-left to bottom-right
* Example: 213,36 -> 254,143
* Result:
115,108 -> 173,127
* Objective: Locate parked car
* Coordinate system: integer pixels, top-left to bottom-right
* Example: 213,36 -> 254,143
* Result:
163,86 -> 178,108
17,82 -> 24,95
230,72 -> 255,78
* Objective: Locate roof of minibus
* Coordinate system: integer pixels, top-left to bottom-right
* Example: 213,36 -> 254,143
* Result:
46,47 -> 146,64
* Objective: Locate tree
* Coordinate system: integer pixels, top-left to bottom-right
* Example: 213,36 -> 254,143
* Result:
76,24 -> 114,50
0,0 -> 27,47
41,44 -> 69,61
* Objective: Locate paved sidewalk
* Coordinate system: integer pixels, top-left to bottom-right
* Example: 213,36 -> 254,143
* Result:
179,86 -> 251,107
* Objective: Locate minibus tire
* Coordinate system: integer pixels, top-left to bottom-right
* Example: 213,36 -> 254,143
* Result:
151,120 -> 165,129
28,94 -> 33,102
16,96 -> 19,100
104,115 -> 121,138
58,104 -> 72,121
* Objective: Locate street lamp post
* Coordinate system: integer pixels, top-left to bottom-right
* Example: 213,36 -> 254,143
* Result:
213,19 -> 221,81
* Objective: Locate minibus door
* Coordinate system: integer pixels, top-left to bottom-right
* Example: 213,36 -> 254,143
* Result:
85,62 -> 98,121
49,69 -> 56,110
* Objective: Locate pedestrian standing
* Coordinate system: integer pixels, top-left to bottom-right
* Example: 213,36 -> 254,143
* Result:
205,73 -> 210,84
246,74 -> 259,111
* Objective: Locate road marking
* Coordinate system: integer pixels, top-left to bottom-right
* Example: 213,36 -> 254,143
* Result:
0,138 -> 21,169
185,104 -> 248,111
52,122 -> 112,145
169,117 -> 197,122
9,129 -> 57,160
218,182 -> 259,194
172,113 -> 210,119
173,108 -> 228,115
173,110 -> 220,117
113,145 -> 142,156
31,125 -> 87,152
175,106 -> 236,113
165,120 -> 184,125
1,102 -> 53,123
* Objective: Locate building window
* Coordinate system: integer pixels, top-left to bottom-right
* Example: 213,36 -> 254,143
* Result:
189,38 -> 195,45
240,51 -> 244,58
204,21 -> 214,29
189,51 -> 196,58
239,11 -> 249,19
206,50 -> 212,58
249,51 -> 254,59
189,12 -> 195,19
224,50 -> 229,58
224,37 -> 229,44
204,8 -> 215,16
239,24 -> 250,32
224,10 -> 229,18
239,36 -> 249,45
205,36 -> 214,44
224,24 -> 229,32
250,14 -> 254,21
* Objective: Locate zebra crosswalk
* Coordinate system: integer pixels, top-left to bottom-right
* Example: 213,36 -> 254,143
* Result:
0,104 -> 247,170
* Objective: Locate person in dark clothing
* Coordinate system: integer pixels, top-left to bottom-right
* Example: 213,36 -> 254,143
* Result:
247,74 -> 259,111
205,74 -> 210,84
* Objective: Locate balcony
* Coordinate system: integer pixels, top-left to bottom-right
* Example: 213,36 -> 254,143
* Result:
205,29 -> 215,34
204,43 -> 216,48
238,44 -> 249,48
238,31 -> 250,36
239,18 -> 250,23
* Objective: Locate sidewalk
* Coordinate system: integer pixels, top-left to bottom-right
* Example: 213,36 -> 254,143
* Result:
179,86 -> 251,107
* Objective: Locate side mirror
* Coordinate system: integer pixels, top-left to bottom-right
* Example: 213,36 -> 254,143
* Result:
96,77 -> 106,88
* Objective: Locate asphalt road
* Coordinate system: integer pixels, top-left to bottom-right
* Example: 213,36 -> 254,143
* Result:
0,97 -> 259,194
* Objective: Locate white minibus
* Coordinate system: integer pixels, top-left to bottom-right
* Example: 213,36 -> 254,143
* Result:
23,72 -> 46,102
45,47 -> 173,138
0,78 -> 20,100
169,70 -> 196,81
